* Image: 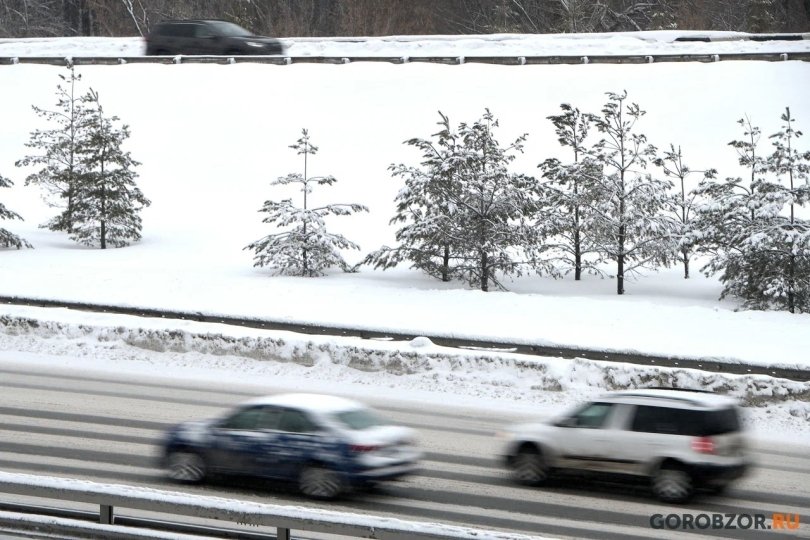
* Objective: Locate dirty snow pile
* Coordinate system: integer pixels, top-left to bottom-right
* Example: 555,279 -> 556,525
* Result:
1,306 -> 808,443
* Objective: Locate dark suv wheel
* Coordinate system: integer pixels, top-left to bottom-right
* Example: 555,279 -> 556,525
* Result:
652,463 -> 694,503
512,445 -> 550,486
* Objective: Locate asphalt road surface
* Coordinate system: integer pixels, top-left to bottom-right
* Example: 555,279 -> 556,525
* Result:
0,361 -> 808,539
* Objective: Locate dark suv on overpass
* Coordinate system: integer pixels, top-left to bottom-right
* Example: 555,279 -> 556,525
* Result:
145,20 -> 285,56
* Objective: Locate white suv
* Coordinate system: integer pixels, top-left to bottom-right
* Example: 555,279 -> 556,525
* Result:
500,388 -> 749,503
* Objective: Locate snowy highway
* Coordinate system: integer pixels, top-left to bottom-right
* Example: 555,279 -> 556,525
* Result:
1,30 -> 809,539
1,362 -> 808,540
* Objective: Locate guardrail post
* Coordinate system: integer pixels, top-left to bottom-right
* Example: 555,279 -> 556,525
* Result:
100,504 -> 114,524
277,527 -> 291,540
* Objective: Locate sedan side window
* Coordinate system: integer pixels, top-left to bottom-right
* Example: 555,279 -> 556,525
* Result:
255,407 -> 282,430
571,402 -> 614,429
278,410 -> 318,433
219,407 -> 263,430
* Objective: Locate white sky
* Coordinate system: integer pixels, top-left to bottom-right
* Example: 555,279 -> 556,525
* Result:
0,32 -> 808,444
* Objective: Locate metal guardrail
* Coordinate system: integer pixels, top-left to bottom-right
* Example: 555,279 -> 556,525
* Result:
0,52 -> 809,66
0,472 -> 541,540
2,295 -> 809,381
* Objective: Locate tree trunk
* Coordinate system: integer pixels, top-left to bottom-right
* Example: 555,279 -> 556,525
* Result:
574,225 -> 581,281
683,247 -> 690,279
442,244 -> 450,282
617,224 -> 625,295
480,250 -> 488,292
788,252 -> 795,313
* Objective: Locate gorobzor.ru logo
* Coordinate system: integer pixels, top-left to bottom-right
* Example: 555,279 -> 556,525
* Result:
650,513 -> 800,531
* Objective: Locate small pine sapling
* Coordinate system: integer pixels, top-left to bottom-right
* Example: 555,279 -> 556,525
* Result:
537,103 -> 603,280
590,91 -> 677,295
654,145 -> 717,279
70,89 -> 151,249
364,112 -> 466,283
16,64 -> 89,232
245,129 -> 368,277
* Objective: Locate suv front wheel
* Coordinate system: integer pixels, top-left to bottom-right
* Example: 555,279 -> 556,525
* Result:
652,463 -> 694,503
512,445 -> 550,486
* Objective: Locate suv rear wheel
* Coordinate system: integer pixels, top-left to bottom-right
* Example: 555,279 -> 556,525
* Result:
512,445 -> 549,486
652,464 -> 693,503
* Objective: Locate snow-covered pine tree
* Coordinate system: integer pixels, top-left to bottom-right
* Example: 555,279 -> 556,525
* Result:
446,110 -> 541,292
16,64 -> 88,232
70,89 -> 150,249
364,112 -> 465,282
688,116 -> 771,307
0,173 -> 32,249
537,103 -> 603,280
245,129 -> 368,277
590,91 -> 677,295
756,107 -> 810,312
654,144 -> 717,279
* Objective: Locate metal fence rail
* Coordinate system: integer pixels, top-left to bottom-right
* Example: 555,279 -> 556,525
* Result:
0,472 -> 542,540
0,51 -> 809,66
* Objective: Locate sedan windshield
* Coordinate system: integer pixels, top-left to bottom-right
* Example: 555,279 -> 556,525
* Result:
334,408 -> 387,430
211,21 -> 253,37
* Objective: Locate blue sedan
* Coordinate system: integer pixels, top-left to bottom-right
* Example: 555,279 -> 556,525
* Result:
161,393 -> 421,499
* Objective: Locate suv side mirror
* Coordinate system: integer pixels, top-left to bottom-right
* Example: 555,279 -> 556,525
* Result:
554,417 -> 577,428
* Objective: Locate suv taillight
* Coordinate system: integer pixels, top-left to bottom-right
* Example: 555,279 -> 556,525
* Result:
350,444 -> 381,453
691,436 -> 716,454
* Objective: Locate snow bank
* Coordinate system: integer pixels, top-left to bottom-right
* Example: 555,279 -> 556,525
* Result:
1,309 -> 807,415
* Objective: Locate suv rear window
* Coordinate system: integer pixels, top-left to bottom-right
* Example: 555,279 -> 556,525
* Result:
698,407 -> 741,435
631,405 -> 740,436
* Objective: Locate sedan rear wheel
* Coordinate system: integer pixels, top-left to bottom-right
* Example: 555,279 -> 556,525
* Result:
299,465 -> 345,499
512,447 -> 549,486
166,451 -> 207,484
652,465 -> 693,503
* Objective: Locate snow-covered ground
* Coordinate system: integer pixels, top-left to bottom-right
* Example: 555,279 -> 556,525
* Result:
0,33 -> 808,443
0,30 -> 809,57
